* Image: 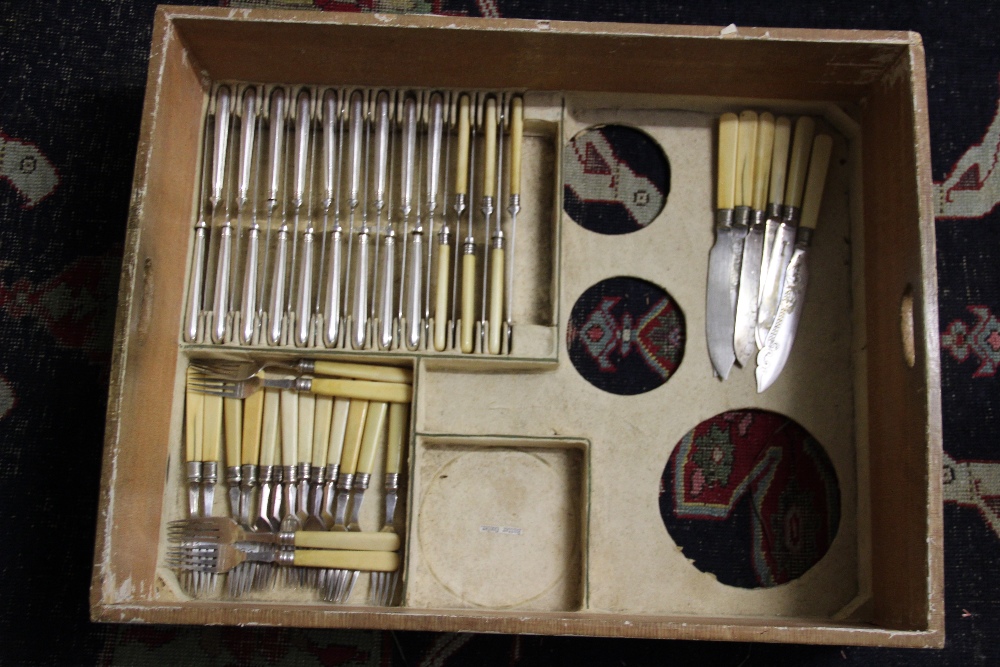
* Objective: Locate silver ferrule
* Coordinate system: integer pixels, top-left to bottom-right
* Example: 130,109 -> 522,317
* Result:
795,226 -> 814,247
294,376 -> 312,392
715,208 -> 734,231
240,464 -> 258,487
453,193 -> 467,217
277,531 -> 296,547
337,472 -> 355,492
281,465 -> 298,484
750,208 -> 767,230
277,550 -> 295,566
185,460 -> 203,484
202,461 -> 219,484
463,239 -> 476,255
353,472 -> 372,491
481,195 -> 494,220
508,193 -> 521,217
225,465 -> 241,485
732,205 -> 751,231
491,231 -> 505,249
438,226 -> 451,245
296,462 -> 311,480
311,466 -> 326,485
783,205 -> 802,226
766,202 -> 783,221
259,465 -> 276,484
325,463 -> 340,482
384,472 -> 400,492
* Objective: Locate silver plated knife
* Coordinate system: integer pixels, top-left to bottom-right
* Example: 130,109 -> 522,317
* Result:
706,112 -> 740,379
757,116 -> 815,345
734,112 -> 775,366
756,115 -> 792,342
756,133 -> 833,392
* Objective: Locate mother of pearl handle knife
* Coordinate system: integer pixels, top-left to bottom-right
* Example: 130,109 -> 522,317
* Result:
756,133 -> 833,392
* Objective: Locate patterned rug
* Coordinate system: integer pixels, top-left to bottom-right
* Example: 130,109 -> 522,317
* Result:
3,0 -> 1000,664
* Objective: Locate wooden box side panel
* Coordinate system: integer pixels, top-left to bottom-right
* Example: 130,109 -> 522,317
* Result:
168,10 -> 909,102
92,10 -> 205,610
861,37 -> 943,634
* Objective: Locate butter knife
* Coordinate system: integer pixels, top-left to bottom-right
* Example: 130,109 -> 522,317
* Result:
756,134 -> 833,392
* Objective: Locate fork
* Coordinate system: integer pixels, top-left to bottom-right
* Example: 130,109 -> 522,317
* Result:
189,358 -> 413,384
167,516 -> 400,550
168,542 -> 400,575
370,402 -> 409,606
189,374 -> 412,403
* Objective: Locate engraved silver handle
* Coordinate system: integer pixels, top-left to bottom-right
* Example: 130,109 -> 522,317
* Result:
267,89 -> 286,203
406,231 -> 423,350
237,89 -> 256,206
400,97 -> 417,219
323,228 -> 342,347
378,232 -> 396,349
212,86 -> 232,208
426,93 -> 443,213
268,227 -> 289,345
295,229 -> 314,346
374,93 -> 390,207
348,92 -> 364,208
293,90 -> 310,207
322,90 -> 337,205
211,223 -> 233,344
184,222 -> 208,343
240,225 -> 259,345
351,231 -> 370,349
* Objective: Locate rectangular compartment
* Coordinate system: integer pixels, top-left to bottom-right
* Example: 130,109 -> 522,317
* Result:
92,6 -> 942,648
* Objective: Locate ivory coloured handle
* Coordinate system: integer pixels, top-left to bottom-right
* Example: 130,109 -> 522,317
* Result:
751,112 -> 775,211
784,116 -> 816,210
357,401 -> 388,475
292,531 -> 401,551
291,549 -> 399,571
312,360 -> 413,384
799,135 -> 834,231
223,397 -> 242,469
241,388 -> 264,467
460,252 -> 476,353
185,369 -> 205,463
312,395 -> 333,469
455,95 -> 471,196
717,113 -> 739,210
433,239 -> 451,351
735,110 -> 758,208
768,116 -> 792,206
310,378 -> 412,404
297,394 -> 315,464
259,388 -> 280,467
488,246 -> 504,355
386,402 -> 409,476
279,388 -> 297,468
327,398 -> 350,468
339,399 -> 369,475
482,98 -> 497,199
202,394 -> 223,463
509,97 -> 524,197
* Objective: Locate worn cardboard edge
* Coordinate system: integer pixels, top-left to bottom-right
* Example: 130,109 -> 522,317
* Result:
89,600 -> 943,647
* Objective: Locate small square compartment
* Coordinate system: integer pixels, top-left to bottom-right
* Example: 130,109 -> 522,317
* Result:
405,436 -> 588,612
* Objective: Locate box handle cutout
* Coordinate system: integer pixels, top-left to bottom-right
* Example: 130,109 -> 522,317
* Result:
900,284 -> 916,368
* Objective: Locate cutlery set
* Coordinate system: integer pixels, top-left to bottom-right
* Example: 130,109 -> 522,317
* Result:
706,111 -> 833,391
175,358 -> 410,605
184,85 -> 525,355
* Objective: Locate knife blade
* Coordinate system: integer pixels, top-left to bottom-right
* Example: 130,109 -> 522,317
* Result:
706,112 -> 739,378
756,116 -> 815,345
734,112 -> 775,366
757,116 -> 792,348
756,134 -> 833,392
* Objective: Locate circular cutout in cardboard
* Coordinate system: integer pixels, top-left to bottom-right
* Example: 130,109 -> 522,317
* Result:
659,409 -> 841,588
563,124 -> 670,235
567,276 -> 685,395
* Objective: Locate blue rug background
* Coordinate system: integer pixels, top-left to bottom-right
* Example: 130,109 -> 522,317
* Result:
2,1 -> 998,664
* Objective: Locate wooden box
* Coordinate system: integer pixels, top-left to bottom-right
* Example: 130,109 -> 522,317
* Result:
91,5 -> 943,648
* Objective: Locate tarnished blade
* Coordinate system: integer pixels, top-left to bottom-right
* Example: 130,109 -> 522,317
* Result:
756,247 -> 809,393
706,214 -> 736,379
734,215 -> 764,366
